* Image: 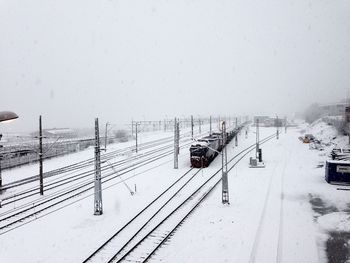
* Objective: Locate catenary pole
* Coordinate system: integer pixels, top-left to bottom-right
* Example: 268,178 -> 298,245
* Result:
209,115 -> 212,135
104,122 -> 109,151
221,121 -> 229,204
191,115 -> 194,139
39,115 -> 44,195
256,118 -> 259,159
235,117 -> 238,146
199,117 -> 201,134
94,118 -> 103,215
174,118 -> 179,169
276,115 -> 279,139
135,122 -> 138,153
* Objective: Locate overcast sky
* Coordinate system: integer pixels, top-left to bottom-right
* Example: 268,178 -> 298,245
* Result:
1,0 -> 350,132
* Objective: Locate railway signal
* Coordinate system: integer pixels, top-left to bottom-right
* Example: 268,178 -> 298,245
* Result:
249,118 -> 265,168
94,118 -> 103,215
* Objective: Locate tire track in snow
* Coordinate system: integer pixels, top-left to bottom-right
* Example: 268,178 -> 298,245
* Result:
248,163 -> 279,263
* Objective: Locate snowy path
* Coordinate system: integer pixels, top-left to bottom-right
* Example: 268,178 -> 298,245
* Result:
153,128 -> 320,263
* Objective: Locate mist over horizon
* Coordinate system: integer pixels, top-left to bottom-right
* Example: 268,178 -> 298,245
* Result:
1,0 -> 349,133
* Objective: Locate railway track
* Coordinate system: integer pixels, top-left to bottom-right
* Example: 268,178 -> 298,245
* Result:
1,132 -> 193,191
0,139 -> 195,234
248,144 -> 290,263
82,134 -> 276,263
0,141 -> 188,207
0,128 -> 204,205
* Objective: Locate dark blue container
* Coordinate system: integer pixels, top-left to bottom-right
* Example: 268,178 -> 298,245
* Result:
325,160 -> 350,183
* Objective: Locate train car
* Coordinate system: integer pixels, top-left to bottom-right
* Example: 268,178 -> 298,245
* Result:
346,106 -> 350,122
189,136 -> 219,168
189,124 -> 246,168
212,132 -> 224,151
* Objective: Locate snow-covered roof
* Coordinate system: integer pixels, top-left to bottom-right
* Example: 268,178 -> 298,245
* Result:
191,140 -> 209,147
326,159 -> 350,164
43,128 -> 75,135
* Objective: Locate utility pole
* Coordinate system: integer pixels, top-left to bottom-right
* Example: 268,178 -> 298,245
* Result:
39,115 -> 44,195
0,158 -> 2,192
94,118 -> 103,215
209,115 -> 212,135
235,117 -> 238,146
104,122 -> 109,151
0,136 -> 2,190
131,119 -> 134,137
135,122 -> 138,153
174,118 -> 180,169
221,121 -> 229,204
191,115 -> 194,139
256,118 -> 260,159
199,118 -> 201,134
276,115 -> 279,139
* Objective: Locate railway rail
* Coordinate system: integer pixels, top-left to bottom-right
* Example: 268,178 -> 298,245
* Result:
0,126 -> 217,232
1,140 -> 188,207
0,138 -> 195,234
0,128 -> 203,206
82,134 -> 276,263
1,132 -> 193,191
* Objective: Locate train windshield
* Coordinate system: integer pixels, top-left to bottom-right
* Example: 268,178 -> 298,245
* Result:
190,147 -> 207,157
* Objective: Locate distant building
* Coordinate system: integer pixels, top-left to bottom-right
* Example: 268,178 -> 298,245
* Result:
31,128 -> 77,138
253,116 -> 285,127
253,116 -> 269,124
318,102 -> 348,117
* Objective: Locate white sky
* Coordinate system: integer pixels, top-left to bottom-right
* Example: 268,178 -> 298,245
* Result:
1,0 -> 350,131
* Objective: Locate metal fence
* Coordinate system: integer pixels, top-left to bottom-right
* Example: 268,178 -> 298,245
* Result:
0,137 -> 100,170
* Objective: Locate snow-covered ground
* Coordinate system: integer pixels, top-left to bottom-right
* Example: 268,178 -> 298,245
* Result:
0,122 -> 349,263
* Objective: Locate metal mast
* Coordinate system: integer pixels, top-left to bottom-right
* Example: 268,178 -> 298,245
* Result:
256,118 -> 259,159
39,115 -> 44,195
94,118 -> 103,215
174,118 -> 180,169
0,138 -> 2,190
104,122 -> 109,151
222,121 -> 229,204
209,115 -> 212,135
199,118 -> 201,134
235,117 -> 238,146
135,122 -> 138,153
191,115 -> 194,139
276,115 -> 279,139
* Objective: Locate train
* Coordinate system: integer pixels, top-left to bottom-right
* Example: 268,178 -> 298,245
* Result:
189,126 -> 243,168
346,106 -> 350,122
